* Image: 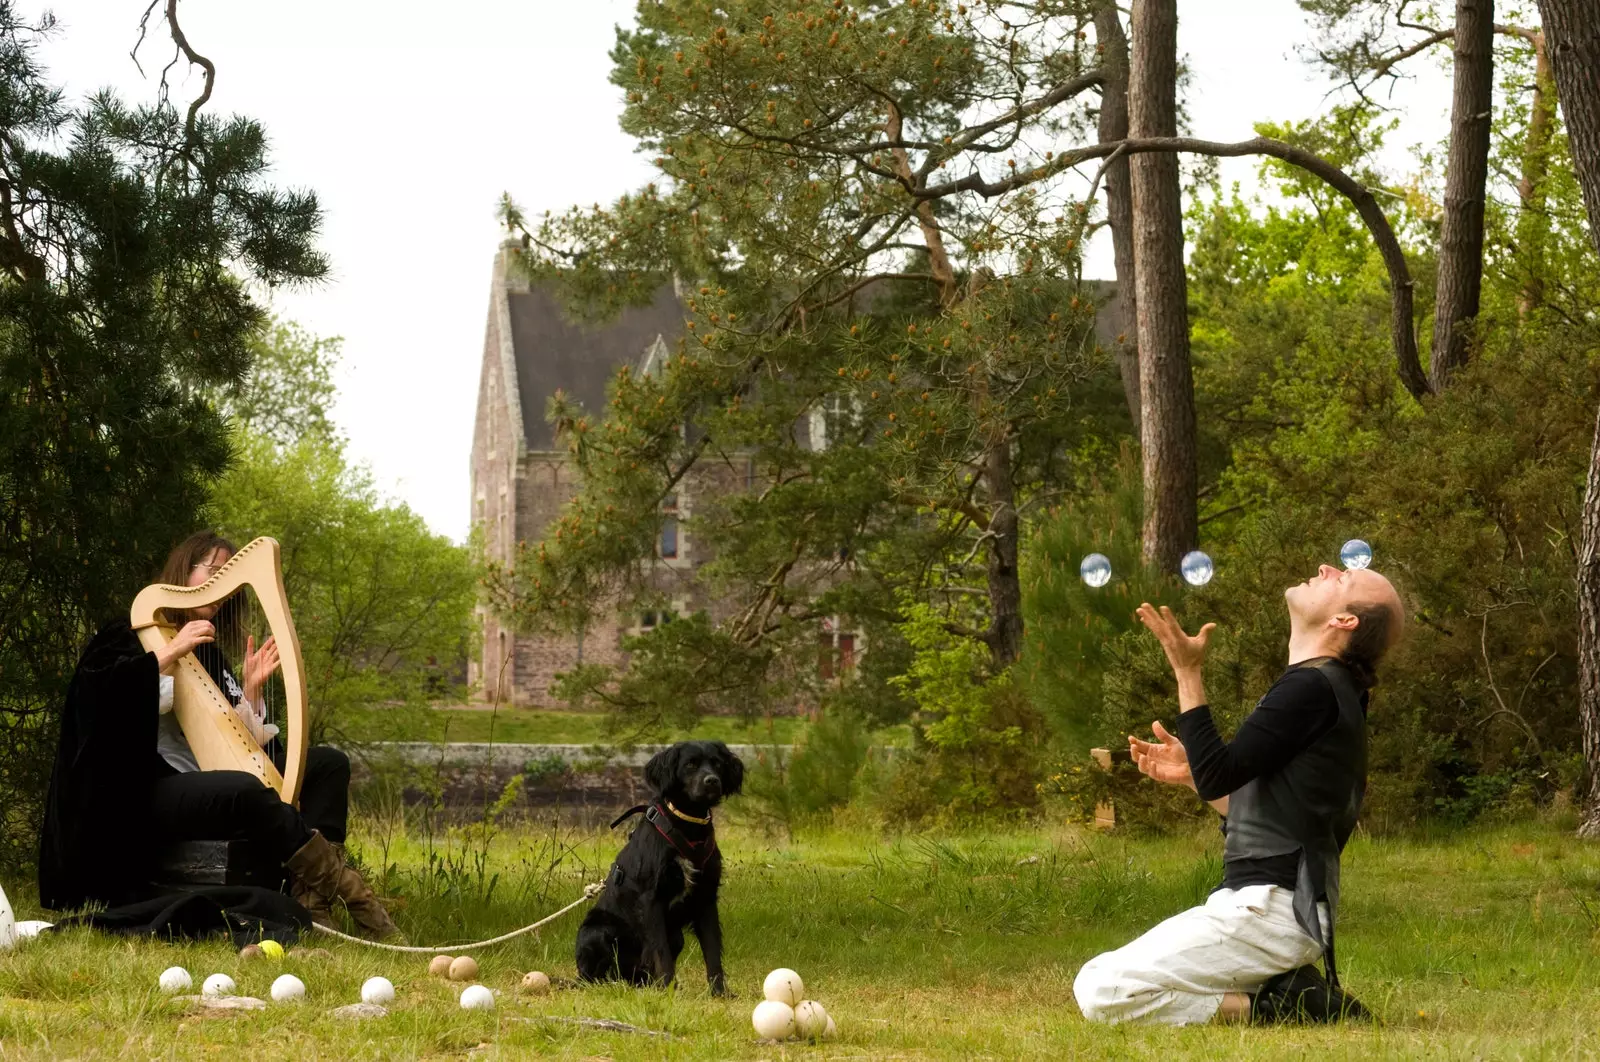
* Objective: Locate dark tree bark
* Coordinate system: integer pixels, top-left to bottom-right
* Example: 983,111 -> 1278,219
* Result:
1534,0 -> 1600,839
1514,28 -> 1556,318
1431,0 -> 1496,389
983,437 -> 1024,668
1128,0 -> 1197,574
1095,0 -> 1140,433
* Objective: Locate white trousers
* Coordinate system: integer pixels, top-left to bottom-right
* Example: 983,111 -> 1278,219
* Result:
1074,884 -> 1326,1026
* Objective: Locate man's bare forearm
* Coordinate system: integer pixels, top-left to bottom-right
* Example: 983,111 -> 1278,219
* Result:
1208,795 -> 1228,816
1174,665 -> 1207,712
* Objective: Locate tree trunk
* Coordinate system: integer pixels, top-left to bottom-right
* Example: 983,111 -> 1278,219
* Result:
1095,0 -> 1140,433
983,437 -> 1024,668
1516,31 -> 1555,318
887,101 -> 959,306
1534,0 -> 1600,838
1128,0 -> 1197,573
1430,0 -> 1496,389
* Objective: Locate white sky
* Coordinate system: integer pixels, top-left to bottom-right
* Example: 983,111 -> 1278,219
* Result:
36,1 -> 1452,542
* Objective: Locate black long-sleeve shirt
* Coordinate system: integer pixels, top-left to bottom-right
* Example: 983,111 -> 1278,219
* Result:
1175,659 -> 1366,891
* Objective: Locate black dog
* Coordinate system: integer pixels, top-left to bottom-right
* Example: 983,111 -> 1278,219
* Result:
575,740 -> 744,995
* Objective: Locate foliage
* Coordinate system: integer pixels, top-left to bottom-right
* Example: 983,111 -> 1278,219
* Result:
215,319 -> 342,446
486,0 -> 1125,726
0,5 -> 325,877
876,600 -> 1046,824
208,429 -> 477,742
1020,445 -> 1182,751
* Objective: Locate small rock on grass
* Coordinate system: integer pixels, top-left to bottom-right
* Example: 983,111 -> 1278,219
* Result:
330,1003 -> 388,1020
178,994 -> 267,1012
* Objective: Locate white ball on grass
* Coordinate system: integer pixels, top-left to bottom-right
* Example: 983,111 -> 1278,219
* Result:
270,974 -> 306,1002
158,967 -> 192,993
752,999 -> 797,1040
360,976 -> 396,1005
459,985 -> 495,1011
794,1000 -> 829,1040
0,883 -> 15,951
201,973 -> 236,998
763,968 -> 804,1006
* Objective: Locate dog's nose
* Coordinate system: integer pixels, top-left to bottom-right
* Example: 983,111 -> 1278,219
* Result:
703,773 -> 722,794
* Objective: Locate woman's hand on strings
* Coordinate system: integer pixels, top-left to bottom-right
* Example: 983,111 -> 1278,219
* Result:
1135,602 -> 1216,674
242,634 -> 280,706
232,697 -> 279,747
1128,721 -> 1196,791
155,620 -> 214,674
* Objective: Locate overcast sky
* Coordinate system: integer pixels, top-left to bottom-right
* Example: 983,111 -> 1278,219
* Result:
36,1 -> 1451,542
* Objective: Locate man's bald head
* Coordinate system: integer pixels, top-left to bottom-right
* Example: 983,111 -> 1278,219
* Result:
1285,565 -> 1406,687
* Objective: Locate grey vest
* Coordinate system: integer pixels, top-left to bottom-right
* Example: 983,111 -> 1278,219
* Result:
1223,658 -> 1367,976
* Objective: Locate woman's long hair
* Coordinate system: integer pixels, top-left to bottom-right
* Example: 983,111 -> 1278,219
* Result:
156,530 -> 238,627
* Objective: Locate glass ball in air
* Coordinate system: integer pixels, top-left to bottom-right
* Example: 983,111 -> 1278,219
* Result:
1080,553 -> 1112,588
1340,539 -> 1373,570
1180,550 -> 1214,587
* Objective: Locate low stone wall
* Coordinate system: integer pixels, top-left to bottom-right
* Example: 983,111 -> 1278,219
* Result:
346,742 -> 876,822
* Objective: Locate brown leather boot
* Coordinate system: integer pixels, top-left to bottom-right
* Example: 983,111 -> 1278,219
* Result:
288,837 -> 340,928
290,874 -> 337,928
285,831 -> 400,940
334,851 -> 401,941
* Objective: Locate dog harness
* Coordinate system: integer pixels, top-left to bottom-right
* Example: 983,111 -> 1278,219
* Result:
609,801 -> 719,870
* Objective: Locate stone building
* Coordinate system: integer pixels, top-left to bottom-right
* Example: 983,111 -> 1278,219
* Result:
468,242 -> 700,704
469,239 -> 1127,705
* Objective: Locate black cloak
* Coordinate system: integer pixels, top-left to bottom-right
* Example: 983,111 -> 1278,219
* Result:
36,619 -> 308,944
37,618 -> 165,911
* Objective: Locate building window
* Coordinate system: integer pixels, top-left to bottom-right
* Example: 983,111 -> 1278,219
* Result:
818,618 -> 861,682
659,494 -> 679,560
639,609 -> 676,631
809,394 -> 861,451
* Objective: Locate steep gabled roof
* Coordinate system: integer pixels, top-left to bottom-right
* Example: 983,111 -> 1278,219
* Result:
489,243 -> 683,453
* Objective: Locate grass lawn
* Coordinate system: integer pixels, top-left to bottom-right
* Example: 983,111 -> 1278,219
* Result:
339,704 -> 913,748
3,813 -> 1598,1059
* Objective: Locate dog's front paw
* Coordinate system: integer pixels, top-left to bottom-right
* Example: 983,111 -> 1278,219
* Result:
710,980 -> 733,999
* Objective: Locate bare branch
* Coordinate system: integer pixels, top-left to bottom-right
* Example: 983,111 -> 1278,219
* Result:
164,0 -> 215,145
920,134 -> 1429,399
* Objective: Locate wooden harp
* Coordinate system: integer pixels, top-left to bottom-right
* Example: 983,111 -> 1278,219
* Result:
129,537 -> 309,806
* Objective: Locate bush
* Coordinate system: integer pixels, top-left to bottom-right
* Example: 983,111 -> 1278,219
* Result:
873,603 -> 1047,826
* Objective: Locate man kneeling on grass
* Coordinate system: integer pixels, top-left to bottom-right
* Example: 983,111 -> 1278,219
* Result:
1074,564 -> 1405,1026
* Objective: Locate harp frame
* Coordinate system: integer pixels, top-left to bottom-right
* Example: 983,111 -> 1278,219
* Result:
129,536 -> 309,806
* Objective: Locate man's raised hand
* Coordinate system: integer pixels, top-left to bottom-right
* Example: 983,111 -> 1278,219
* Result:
1135,602 -> 1216,674
1128,721 -> 1195,791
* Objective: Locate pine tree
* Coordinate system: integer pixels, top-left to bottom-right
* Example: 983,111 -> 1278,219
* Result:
490,0 -> 1115,722
0,2 -> 326,875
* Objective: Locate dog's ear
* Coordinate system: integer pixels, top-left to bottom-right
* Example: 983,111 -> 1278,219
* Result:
644,745 -> 681,795
715,741 -> 745,796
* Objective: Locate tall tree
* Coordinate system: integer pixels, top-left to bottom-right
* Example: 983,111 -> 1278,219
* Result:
1128,0 -> 1197,571
1094,0 -> 1140,432
1534,0 -> 1600,838
1431,0 -> 1496,388
491,0 -> 1117,721
0,1 -> 325,875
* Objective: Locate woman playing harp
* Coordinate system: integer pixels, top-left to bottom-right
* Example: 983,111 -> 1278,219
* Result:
38,531 -> 398,939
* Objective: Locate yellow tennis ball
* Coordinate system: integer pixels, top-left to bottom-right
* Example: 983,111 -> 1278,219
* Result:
258,939 -> 283,960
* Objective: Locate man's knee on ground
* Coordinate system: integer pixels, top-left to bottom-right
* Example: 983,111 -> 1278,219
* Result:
1074,954 -> 1133,1023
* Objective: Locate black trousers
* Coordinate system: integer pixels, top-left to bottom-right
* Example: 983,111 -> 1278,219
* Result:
149,745 -> 352,863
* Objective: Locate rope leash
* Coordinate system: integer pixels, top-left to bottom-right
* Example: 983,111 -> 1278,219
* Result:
308,882 -> 604,954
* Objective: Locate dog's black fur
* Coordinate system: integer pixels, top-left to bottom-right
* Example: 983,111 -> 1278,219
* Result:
575,740 -> 744,994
